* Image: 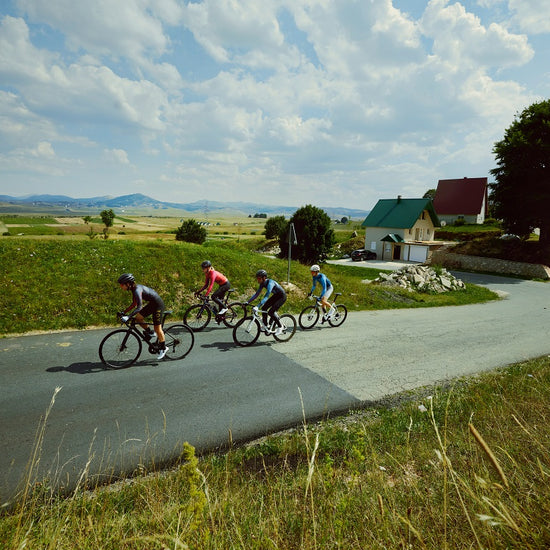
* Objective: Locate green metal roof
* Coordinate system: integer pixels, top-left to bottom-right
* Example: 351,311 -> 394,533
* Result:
380,233 -> 404,243
361,198 -> 439,229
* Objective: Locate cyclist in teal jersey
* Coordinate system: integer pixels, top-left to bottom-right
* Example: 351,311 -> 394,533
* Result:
309,264 -> 334,322
246,269 -> 287,335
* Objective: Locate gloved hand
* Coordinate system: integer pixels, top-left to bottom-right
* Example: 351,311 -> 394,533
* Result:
120,315 -> 129,323
252,306 -> 259,313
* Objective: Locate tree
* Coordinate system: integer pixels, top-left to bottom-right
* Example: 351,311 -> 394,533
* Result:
100,209 -> 115,239
490,99 -> 550,246
175,219 -> 207,244
279,205 -> 335,264
340,216 -> 349,224
264,215 -> 288,240
423,189 -> 436,200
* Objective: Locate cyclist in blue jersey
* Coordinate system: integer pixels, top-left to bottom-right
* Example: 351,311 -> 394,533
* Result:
117,273 -> 167,360
246,269 -> 287,335
309,264 -> 334,323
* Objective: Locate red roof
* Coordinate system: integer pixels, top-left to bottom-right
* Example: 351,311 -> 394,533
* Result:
432,177 -> 488,216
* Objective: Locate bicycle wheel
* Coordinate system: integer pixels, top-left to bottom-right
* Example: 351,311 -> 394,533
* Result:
164,324 -> 195,360
298,305 -> 319,330
223,302 -> 247,328
273,314 -> 297,342
183,304 -> 211,332
233,316 -> 261,347
328,304 -> 348,327
99,329 -> 142,369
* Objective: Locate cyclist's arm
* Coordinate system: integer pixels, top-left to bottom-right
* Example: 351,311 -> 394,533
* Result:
247,283 -> 264,304
259,280 -> 275,306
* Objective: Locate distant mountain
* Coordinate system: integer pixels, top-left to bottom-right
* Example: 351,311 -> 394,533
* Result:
0,193 -> 370,219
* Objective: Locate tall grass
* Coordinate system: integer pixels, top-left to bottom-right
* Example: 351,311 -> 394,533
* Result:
0,239 -> 497,335
2,357 -> 549,548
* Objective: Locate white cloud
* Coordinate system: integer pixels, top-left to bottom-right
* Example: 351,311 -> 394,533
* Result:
104,148 -> 130,165
0,0 -> 546,206
509,0 -> 550,33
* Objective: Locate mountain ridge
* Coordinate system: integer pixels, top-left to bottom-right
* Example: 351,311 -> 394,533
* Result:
0,193 -> 370,219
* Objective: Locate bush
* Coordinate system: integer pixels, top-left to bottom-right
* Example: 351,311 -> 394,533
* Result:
175,219 -> 207,244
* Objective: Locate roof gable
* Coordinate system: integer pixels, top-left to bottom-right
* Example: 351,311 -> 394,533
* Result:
433,177 -> 488,216
361,198 -> 439,229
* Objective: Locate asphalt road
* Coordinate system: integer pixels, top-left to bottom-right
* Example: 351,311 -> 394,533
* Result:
1,270 -> 549,506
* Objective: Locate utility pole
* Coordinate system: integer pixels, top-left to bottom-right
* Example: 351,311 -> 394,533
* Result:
287,222 -> 297,284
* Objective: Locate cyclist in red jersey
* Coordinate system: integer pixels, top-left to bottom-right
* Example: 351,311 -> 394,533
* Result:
194,260 -> 231,315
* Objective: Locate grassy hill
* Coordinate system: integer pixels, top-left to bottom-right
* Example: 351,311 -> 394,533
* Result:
0,237 -> 496,335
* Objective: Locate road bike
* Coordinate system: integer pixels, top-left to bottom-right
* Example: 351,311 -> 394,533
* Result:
232,307 -> 297,347
182,289 -> 247,332
99,311 -> 194,369
298,292 -> 348,330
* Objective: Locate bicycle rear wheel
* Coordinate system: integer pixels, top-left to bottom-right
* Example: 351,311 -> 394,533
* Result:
328,304 -> 348,327
99,329 -> 142,369
233,316 -> 261,347
183,304 -> 211,332
223,302 -> 247,328
298,305 -> 319,329
273,314 -> 297,342
164,324 -> 195,360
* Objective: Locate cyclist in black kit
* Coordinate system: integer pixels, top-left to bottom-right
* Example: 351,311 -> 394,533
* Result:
117,273 -> 167,360
246,269 -> 287,335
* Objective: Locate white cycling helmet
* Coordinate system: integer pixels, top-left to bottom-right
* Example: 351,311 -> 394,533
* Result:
310,264 -> 320,272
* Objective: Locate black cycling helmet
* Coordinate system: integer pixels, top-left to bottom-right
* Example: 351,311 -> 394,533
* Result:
118,273 -> 135,285
201,260 -> 212,269
255,269 -> 268,278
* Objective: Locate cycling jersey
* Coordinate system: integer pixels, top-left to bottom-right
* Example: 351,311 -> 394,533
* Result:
198,269 -> 229,295
310,273 -> 332,297
124,284 -> 164,318
248,278 -> 286,307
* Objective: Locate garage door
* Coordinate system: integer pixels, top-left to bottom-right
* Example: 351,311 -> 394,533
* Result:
409,245 -> 428,262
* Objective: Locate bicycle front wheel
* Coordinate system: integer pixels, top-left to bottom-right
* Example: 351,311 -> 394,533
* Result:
223,302 -> 247,328
298,305 -> 319,329
164,324 -> 195,360
233,316 -> 260,347
328,304 -> 348,327
183,304 -> 211,332
99,329 -> 142,369
273,314 -> 297,342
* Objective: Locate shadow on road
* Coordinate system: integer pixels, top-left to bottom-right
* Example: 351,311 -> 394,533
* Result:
46,360 -> 154,374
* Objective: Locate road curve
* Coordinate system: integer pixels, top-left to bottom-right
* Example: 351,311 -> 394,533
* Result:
1,271 -> 549,505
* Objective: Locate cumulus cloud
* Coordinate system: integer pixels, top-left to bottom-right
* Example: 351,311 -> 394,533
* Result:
0,0 -> 545,205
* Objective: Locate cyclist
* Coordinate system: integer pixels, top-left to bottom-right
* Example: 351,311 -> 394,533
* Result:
308,264 -> 334,323
194,260 -> 231,316
117,273 -> 167,360
246,269 -> 287,335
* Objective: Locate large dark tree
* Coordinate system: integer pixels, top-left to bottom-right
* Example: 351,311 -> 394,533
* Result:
279,204 -> 335,264
490,99 -> 550,246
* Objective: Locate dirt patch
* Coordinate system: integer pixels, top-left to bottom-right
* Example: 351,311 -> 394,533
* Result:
452,237 -> 550,265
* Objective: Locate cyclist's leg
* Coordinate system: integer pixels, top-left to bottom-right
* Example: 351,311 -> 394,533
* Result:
267,295 -> 287,327
142,303 -> 165,345
321,285 -> 333,315
213,282 -> 230,312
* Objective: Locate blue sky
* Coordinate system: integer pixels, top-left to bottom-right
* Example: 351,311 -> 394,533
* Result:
1,0 -> 549,210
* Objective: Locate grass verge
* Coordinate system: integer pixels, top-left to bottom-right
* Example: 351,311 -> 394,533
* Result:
1,239 -> 497,335
2,356 -> 549,548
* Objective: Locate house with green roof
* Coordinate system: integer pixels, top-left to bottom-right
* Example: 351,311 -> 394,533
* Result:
361,196 -> 440,262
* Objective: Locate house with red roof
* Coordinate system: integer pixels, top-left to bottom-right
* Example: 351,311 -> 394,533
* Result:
432,177 -> 488,225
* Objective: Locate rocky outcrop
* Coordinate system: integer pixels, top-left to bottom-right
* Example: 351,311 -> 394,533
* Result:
371,265 -> 466,293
